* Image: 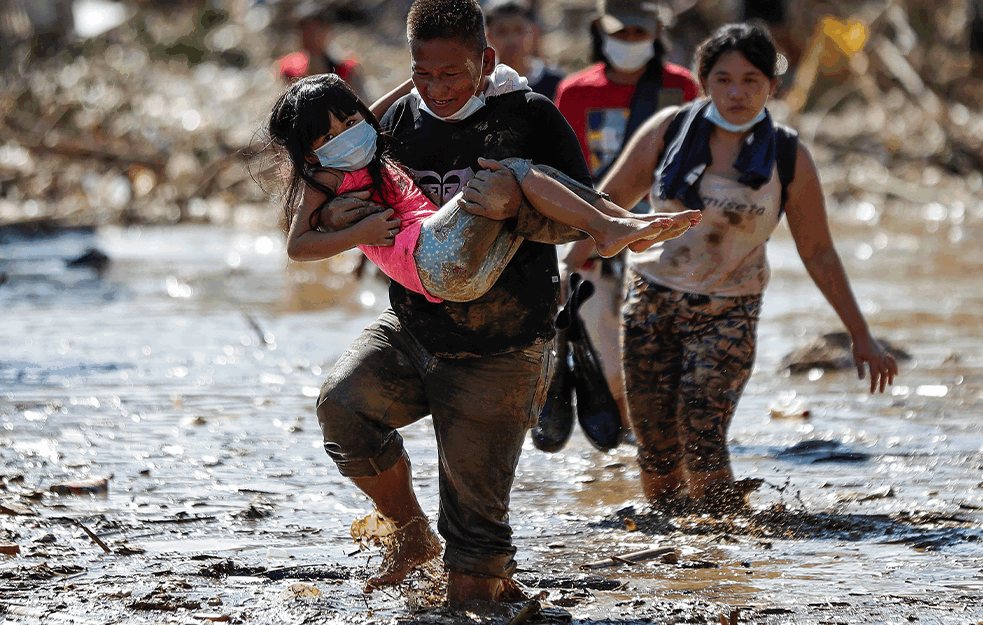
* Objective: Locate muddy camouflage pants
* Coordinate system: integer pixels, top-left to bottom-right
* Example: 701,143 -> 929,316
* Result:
621,269 -> 762,478
315,309 -> 553,579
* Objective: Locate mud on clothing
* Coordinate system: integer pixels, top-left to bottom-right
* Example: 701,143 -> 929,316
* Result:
341,166 -> 440,303
317,89 -> 591,580
621,120 -> 786,482
380,89 -> 593,359
633,168 -> 784,296
621,270 -> 761,477
317,310 -> 552,578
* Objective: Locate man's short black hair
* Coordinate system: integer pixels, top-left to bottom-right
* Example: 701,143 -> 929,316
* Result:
407,0 -> 488,55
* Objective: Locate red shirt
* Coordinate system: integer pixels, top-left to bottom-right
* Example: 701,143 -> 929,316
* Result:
276,51 -> 358,83
555,62 -> 699,176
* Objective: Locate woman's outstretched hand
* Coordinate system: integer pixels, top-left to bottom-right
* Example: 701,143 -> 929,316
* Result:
852,335 -> 899,394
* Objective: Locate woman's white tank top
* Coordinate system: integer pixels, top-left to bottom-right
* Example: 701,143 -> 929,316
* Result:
629,167 -> 783,296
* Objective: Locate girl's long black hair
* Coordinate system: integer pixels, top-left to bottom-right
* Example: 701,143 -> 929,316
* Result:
589,20 -> 666,85
265,73 -> 399,231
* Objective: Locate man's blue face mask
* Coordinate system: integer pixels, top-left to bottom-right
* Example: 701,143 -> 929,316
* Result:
313,120 -> 378,171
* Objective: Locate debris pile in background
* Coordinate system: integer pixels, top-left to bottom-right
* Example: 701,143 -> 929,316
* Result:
0,0 -> 981,233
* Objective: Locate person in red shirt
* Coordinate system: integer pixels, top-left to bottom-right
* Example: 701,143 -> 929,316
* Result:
552,0 -> 699,439
555,0 -> 699,181
275,1 -> 366,98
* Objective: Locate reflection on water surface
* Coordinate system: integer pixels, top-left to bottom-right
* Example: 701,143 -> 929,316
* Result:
1,208 -> 981,620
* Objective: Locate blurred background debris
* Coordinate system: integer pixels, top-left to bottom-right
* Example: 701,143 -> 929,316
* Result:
0,0 -> 980,233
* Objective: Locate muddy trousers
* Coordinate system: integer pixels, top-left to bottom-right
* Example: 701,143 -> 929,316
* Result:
415,158 -> 597,302
620,269 -> 762,479
316,309 -> 553,579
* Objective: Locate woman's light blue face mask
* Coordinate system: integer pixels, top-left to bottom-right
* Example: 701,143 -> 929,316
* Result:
704,101 -> 766,133
313,120 -> 378,171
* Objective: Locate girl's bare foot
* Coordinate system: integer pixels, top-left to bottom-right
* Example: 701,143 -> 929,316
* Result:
593,216 -> 676,258
629,210 -> 703,253
363,517 -> 441,593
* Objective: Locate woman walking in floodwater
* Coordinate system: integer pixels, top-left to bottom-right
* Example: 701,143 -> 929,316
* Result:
575,21 -> 900,511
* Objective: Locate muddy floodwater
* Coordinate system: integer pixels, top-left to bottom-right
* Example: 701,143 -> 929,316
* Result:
2,197 -> 983,624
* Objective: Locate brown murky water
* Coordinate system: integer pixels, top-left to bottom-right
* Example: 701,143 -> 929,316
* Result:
2,195 -> 982,623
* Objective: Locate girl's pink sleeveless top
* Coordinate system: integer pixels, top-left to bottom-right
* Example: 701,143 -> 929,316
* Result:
340,165 -> 442,303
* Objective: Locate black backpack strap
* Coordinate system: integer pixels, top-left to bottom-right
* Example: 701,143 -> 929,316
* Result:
774,123 -> 799,215
592,68 -> 663,183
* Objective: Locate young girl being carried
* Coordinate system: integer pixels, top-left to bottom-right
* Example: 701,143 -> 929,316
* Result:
266,73 -> 701,303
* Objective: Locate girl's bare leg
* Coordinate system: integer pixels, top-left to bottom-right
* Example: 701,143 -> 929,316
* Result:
506,161 -> 703,258
414,160 -> 612,302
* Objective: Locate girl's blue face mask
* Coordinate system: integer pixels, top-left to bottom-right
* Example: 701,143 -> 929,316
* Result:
313,120 -> 378,171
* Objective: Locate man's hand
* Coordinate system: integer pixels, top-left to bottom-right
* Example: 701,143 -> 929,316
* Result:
315,189 -> 387,232
351,209 -> 401,247
457,158 -> 522,220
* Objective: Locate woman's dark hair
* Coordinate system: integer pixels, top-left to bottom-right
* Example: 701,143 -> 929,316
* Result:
265,73 -> 397,231
407,0 -> 487,56
695,21 -> 779,83
589,20 -> 666,85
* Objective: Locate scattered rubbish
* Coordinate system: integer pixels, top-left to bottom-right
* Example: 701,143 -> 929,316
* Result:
49,477 -> 109,496
581,547 -> 676,570
514,573 -> 623,591
114,543 -> 146,555
719,607 -> 740,625
192,614 -> 231,622
76,520 -> 112,553
768,398 -> 811,419
0,500 -> 33,515
262,564 -> 353,582
507,599 -> 541,625
266,547 -> 291,559
65,247 -> 111,273
350,509 -> 396,548
776,440 -> 871,463
280,582 -> 321,599
847,485 -> 896,502
0,543 -> 20,556
197,559 -> 266,579
130,589 -> 201,612
232,497 -> 275,520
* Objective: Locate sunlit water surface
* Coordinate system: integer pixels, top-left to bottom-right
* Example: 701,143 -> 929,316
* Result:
1,206 -> 982,620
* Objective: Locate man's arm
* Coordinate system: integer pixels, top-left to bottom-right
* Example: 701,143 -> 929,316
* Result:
369,79 -> 413,122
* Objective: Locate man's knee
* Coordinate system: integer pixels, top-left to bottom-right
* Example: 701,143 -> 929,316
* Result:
315,393 -> 404,478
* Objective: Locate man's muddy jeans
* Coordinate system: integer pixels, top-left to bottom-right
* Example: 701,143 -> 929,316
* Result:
316,309 -> 553,579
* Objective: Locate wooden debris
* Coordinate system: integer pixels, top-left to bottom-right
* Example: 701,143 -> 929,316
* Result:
0,499 -> 33,515
50,477 -> 109,496
0,543 -> 21,556
507,599 -> 541,625
581,546 -> 676,570
76,521 -> 112,554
